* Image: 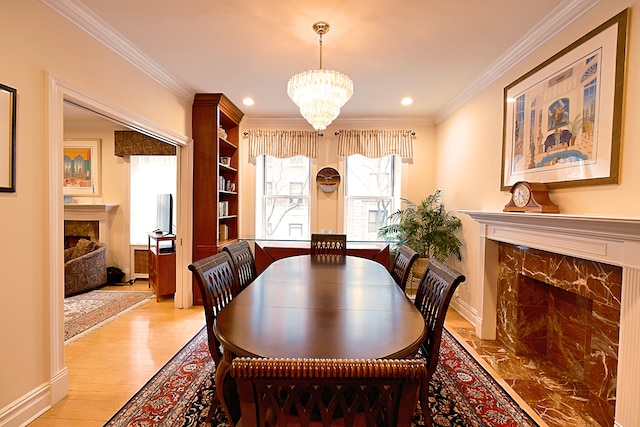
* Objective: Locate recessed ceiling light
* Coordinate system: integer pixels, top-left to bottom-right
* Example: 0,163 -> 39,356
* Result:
401,97 -> 413,106
242,98 -> 255,106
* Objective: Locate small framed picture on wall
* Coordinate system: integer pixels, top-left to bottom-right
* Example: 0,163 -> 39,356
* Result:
63,138 -> 102,197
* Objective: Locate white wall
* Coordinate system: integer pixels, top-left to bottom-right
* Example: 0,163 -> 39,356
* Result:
0,2 -> 190,425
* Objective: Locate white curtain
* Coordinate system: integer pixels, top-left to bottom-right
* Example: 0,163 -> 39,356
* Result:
248,130 -> 319,159
130,155 -> 177,244
337,130 -> 414,159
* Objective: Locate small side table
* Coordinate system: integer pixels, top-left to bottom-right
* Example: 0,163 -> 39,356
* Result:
147,232 -> 176,301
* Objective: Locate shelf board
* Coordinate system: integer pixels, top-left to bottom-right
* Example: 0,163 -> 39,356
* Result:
219,164 -> 237,173
220,138 -> 238,149
219,215 -> 238,220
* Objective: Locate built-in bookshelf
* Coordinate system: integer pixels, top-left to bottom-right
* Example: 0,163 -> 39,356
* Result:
192,93 -> 244,304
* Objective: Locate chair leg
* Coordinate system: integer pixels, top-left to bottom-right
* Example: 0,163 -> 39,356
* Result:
420,381 -> 433,427
204,392 -> 219,423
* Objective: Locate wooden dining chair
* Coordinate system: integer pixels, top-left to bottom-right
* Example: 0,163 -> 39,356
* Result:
231,357 -> 426,427
390,245 -> 419,292
223,240 -> 257,293
413,259 -> 465,427
187,251 -> 239,364
310,233 -> 347,256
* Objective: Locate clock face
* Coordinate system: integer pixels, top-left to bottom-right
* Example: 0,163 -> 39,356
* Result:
512,184 -> 531,207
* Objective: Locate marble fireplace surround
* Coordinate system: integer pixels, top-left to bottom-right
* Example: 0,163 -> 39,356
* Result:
461,211 -> 640,427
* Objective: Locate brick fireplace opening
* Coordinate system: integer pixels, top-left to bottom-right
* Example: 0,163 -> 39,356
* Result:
497,243 -> 621,426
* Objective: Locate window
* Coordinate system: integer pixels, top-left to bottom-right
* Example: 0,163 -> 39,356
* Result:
130,155 -> 177,244
344,154 -> 400,241
257,155 -> 311,240
289,182 -> 304,204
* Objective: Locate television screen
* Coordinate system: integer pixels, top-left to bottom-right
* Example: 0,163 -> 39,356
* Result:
156,193 -> 173,234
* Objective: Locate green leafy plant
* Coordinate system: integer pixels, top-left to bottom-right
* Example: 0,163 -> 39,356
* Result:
378,190 -> 462,261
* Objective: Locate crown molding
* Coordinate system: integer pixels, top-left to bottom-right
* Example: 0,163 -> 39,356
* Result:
243,116 -> 435,129
434,0 -> 600,123
40,0 -> 194,103
42,0 -> 601,124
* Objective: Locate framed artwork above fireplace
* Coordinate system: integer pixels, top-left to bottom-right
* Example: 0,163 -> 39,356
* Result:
501,9 -> 628,190
63,138 -> 101,197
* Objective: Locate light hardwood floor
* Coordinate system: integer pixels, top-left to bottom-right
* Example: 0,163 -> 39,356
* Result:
30,282 -> 474,426
29,281 -> 205,426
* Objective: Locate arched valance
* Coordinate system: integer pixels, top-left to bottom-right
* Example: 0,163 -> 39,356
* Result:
247,130 -> 319,159
337,130 -> 414,159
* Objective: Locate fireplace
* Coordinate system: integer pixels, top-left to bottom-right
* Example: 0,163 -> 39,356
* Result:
63,203 -> 118,254
64,220 -> 99,248
461,211 -> 640,427
497,243 -> 621,426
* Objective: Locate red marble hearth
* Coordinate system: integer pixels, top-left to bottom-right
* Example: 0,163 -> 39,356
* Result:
497,243 -> 621,427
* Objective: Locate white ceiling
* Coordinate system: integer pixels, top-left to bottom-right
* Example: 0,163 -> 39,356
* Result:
52,0 -> 599,127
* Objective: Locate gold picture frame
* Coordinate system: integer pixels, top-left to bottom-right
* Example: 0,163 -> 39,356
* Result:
501,9 -> 628,190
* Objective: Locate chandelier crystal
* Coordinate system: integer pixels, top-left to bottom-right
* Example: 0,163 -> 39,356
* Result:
287,22 -> 353,131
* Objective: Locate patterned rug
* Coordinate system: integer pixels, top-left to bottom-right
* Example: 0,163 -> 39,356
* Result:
104,327 -> 540,427
64,290 -> 154,342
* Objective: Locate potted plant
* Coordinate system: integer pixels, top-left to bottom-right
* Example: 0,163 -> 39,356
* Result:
378,190 -> 463,289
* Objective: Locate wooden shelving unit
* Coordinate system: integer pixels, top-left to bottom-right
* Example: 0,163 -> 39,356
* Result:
192,93 -> 244,304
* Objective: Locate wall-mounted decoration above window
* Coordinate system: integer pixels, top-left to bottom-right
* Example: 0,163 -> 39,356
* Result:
316,167 -> 340,193
63,138 -> 102,197
0,83 -> 16,192
501,8 -> 628,190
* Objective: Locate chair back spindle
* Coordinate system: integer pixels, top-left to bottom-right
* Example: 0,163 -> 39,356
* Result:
310,233 -> 347,256
223,240 -> 257,293
390,245 -> 419,292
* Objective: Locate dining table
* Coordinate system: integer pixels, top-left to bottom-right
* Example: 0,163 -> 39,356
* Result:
212,254 -> 428,423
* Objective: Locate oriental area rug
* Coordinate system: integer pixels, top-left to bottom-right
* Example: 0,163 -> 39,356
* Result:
104,327 -> 540,427
64,290 -> 154,342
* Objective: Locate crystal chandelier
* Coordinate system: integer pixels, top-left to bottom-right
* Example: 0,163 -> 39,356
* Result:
287,22 -> 353,131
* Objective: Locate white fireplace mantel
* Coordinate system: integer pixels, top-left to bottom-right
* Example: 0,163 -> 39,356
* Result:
460,210 -> 640,427
64,203 -> 119,249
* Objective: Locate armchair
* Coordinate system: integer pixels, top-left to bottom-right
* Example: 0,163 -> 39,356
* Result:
64,242 -> 107,296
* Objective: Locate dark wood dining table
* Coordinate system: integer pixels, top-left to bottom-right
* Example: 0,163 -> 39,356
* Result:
213,254 -> 427,423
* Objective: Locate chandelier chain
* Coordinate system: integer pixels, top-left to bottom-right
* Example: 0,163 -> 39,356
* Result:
288,21 -> 353,131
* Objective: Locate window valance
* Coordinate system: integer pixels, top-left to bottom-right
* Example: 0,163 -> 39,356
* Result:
337,130 -> 414,159
114,130 -> 176,156
247,130 -> 319,159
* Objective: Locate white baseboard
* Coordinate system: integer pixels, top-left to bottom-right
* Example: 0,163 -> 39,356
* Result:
450,298 -> 481,329
0,368 -> 68,427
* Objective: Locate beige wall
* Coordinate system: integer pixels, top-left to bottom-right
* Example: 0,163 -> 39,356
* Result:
0,1 -> 190,423
436,1 -> 640,321
3,0 -> 640,424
